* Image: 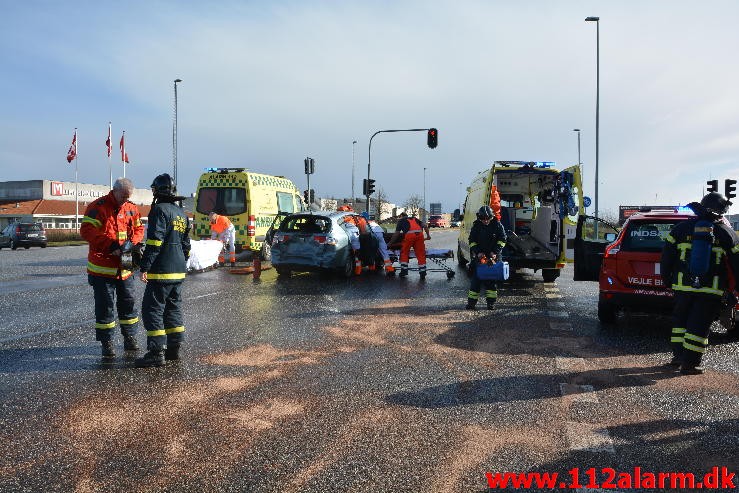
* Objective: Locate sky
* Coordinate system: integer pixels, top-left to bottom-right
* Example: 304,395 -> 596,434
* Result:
2,0 -> 739,217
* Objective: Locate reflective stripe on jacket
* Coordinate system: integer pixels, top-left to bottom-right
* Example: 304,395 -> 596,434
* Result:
80,191 -> 144,279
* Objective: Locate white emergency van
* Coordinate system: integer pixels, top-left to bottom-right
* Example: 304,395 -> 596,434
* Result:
457,161 -> 584,282
192,168 -> 304,258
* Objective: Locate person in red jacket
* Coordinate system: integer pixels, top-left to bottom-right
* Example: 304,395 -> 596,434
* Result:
389,211 -> 431,279
80,178 -> 145,358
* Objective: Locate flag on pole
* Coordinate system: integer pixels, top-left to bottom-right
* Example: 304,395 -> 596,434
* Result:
66,130 -> 77,163
106,122 -> 112,157
120,131 -> 129,163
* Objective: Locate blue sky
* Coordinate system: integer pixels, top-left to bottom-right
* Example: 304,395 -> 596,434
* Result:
2,0 -> 739,216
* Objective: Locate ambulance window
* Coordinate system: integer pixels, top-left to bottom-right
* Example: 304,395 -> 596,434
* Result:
276,192 -> 295,213
196,187 -> 246,215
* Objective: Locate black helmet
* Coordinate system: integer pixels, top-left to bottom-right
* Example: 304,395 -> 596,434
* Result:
477,205 -> 494,220
700,192 -> 731,218
151,173 -> 176,198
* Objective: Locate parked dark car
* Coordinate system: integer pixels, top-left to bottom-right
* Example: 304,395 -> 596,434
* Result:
270,211 -> 362,278
0,222 -> 48,250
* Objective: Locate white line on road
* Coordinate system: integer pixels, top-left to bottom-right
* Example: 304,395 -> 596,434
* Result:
559,383 -> 599,403
190,292 -> 221,300
547,310 -> 570,318
556,357 -> 587,370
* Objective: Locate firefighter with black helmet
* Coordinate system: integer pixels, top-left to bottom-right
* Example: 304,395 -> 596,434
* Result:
135,173 -> 191,368
466,205 -> 507,310
660,191 -> 739,375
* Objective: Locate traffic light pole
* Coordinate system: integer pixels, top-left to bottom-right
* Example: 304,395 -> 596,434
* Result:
366,128 -> 433,214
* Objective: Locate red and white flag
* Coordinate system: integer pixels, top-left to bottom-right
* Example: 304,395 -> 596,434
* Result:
105,122 -> 112,157
120,131 -> 129,163
66,130 -> 77,163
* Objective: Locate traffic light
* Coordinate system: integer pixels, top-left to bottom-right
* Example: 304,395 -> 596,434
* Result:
707,179 -> 718,193
309,189 -> 315,203
725,179 -> 737,200
303,189 -> 309,203
304,157 -> 315,175
363,178 -> 376,196
427,128 -> 438,149
303,189 -> 316,204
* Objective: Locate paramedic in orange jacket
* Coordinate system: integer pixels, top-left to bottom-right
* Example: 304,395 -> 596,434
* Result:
389,211 -> 431,278
80,178 -> 145,358
209,211 -> 236,267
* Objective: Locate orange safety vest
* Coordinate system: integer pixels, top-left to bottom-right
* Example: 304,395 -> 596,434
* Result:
210,214 -> 233,234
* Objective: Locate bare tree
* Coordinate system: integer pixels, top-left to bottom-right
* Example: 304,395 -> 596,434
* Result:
403,194 -> 423,217
375,188 -> 388,219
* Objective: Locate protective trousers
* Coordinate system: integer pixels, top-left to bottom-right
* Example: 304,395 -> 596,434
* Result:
467,265 -> 497,305
399,231 -> 426,274
215,226 -> 236,264
670,292 -> 722,367
89,274 -> 139,342
142,281 -> 185,351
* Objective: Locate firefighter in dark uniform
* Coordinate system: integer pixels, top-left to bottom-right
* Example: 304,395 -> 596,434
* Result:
467,205 -> 507,310
660,192 -> 739,375
135,174 -> 191,368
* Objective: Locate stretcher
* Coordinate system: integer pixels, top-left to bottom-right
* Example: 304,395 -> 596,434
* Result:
386,235 -> 456,278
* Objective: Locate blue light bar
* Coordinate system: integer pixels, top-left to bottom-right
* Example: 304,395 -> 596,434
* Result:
536,161 -> 555,168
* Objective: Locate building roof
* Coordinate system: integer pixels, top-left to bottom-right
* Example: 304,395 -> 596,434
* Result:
0,199 -> 152,217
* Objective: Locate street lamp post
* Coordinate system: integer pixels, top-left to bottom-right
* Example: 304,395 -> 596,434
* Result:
352,140 -> 357,207
423,167 -> 427,222
585,16 -> 599,226
173,78 -> 182,187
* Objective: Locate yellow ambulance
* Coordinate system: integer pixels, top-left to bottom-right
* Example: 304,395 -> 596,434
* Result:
192,168 -> 304,258
457,161 -> 584,282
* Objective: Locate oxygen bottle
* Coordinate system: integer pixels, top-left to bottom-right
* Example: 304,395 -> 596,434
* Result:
689,220 -> 714,287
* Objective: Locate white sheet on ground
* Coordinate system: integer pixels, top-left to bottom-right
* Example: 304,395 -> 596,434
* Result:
187,239 -> 223,271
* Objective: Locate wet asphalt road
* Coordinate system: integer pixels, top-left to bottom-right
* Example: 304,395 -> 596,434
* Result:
0,231 -> 737,492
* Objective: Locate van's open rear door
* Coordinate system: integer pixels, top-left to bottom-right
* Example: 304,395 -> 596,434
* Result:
574,215 -> 620,281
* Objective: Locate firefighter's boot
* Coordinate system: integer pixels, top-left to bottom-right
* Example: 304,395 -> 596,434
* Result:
165,344 -> 181,361
465,299 -> 477,310
134,349 -> 165,368
486,298 -> 496,310
101,340 -> 115,358
383,260 -> 394,273
123,335 -> 139,351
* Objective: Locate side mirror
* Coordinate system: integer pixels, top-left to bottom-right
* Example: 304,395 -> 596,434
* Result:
604,233 -> 617,242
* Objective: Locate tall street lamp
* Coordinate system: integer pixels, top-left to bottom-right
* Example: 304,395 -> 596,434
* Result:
173,78 -> 182,187
585,16 -> 599,225
423,167 -> 427,222
352,140 -> 357,207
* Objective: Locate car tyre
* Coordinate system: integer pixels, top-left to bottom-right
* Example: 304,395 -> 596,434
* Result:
598,300 -> 617,325
542,268 -> 560,283
260,241 -> 271,262
24,246 -> 30,249
340,254 -> 354,278
41,243 -> 47,248
10,240 -> 17,250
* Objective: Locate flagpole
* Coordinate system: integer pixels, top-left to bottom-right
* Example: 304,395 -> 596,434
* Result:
122,130 -> 126,178
74,128 -> 79,230
108,122 -> 112,189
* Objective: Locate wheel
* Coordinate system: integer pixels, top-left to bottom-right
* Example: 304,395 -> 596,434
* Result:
24,246 -> 30,249
260,241 -> 271,262
10,240 -> 17,250
457,244 -> 468,267
41,243 -> 47,248
446,271 -> 455,279
276,266 -> 291,278
339,253 -> 354,278
542,268 -> 560,283
598,300 -> 617,324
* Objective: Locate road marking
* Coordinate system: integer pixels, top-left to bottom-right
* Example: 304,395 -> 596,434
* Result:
556,357 -> 587,370
545,292 -> 561,299
549,321 -> 573,331
547,310 -> 569,318
548,301 -> 567,308
191,292 -> 220,299
565,421 -> 615,453
559,383 -> 599,403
